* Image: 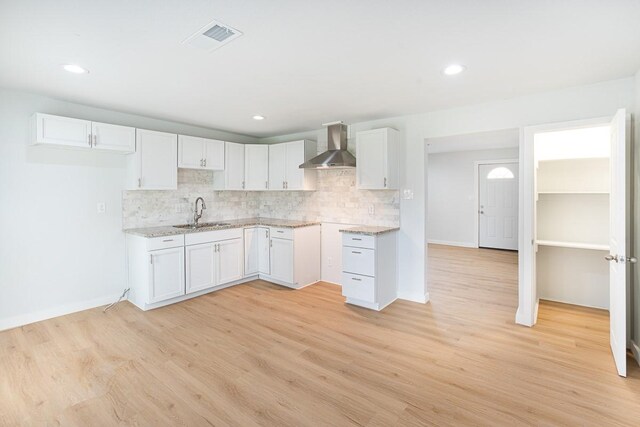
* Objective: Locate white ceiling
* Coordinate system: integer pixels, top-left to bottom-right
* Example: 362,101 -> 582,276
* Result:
1,0 -> 639,138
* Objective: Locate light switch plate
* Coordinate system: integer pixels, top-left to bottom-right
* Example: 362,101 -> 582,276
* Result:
368,205 -> 375,215
403,189 -> 414,200
96,202 -> 106,214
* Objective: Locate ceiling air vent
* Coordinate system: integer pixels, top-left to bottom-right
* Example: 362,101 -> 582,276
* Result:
183,19 -> 243,52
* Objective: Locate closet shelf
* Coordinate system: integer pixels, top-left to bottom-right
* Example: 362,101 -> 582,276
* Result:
536,240 -> 609,251
537,191 -> 609,195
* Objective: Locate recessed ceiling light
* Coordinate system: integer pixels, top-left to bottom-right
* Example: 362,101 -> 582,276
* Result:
63,64 -> 89,74
252,115 -> 265,121
443,64 -> 465,76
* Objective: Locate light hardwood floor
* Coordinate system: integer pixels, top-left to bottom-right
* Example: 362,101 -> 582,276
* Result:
1,244 -> 639,426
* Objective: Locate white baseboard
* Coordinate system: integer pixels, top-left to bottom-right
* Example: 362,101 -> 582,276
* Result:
398,291 -> 430,304
427,239 -> 477,248
631,340 -> 640,367
0,293 -> 124,332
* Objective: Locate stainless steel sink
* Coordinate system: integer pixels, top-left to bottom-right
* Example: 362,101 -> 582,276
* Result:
173,222 -> 231,230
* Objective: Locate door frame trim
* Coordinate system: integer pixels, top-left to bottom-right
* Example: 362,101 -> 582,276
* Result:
474,159 -> 519,249
518,115 -> 613,328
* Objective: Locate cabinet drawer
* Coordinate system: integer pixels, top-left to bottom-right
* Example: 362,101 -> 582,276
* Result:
342,246 -> 375,277
341,273 -> 375,303
342,233 -> 375,249
185,228 -> 243,245
147,234 -> 185,251
270,227 -> 293,240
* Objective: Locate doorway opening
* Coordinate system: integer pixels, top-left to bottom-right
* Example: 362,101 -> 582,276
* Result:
519,110 -> 630,377
426,129 -> 520,322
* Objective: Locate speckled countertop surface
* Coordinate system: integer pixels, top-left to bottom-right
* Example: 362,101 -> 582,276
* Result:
339,225 -> 400,236
124,218 -> 320,238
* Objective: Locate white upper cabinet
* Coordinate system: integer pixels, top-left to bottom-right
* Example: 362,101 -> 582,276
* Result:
268,140 -> 317,190
356,128 -> 399,190
244,144 -> 269,190
213,142 -> 245,190
91,122 -> 136,153
127,129 -> 177,190
178,135 -> 224,170
31,113 -> 134,153
268,143 -> 287,190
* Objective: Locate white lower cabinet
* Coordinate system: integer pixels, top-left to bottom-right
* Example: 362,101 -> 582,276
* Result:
185,243 -> 216,294
149,246 -> 185,303
261,225 -> 321,289
341,231 -> 397,311
217,238 -> 244,284
127,224 -> 320,310
269,237 -> 294,283
258,227 -> 270,275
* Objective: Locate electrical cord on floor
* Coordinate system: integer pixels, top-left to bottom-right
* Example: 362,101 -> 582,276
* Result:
103,288 -> 130,313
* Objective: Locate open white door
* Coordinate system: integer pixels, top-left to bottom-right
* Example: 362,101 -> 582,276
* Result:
607,108 -> 629,377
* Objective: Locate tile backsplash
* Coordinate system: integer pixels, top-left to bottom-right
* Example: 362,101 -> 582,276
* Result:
122,165 -> 399,229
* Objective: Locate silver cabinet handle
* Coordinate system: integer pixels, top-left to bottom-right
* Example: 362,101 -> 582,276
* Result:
352,238 -> 362,241
88,134 -> 91,147
242,181 -> 245,189
270,239 -> 272,247
282,181 -> 285,189
200,159 -> 203,167
138,178 -> 141,188
93,134 -> 97,146
384,177 -> 387,187
276,230 -> 284,234
204,159 -> 207,167
162,239 -> 174,242
265,181 -> 268,189
285,181 -> 288,189
352,251 -> 361,254
265,230 -> 268,237
351,277 -> 361,281
149,255 -> 153,264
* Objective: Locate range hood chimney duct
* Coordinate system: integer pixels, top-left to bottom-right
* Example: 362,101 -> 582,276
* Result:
299,122 -> 356,169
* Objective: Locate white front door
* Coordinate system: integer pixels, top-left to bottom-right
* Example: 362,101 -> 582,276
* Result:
607,109 -> 629,377
479,163 -> 518,250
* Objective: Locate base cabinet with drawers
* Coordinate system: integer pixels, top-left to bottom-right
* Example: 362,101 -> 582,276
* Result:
341,232 -> 397,311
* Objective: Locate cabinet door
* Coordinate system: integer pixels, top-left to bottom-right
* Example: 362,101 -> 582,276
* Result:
137,129 -> 178,190
245,144 -> 269,190
148,247 -> 185,303
217,238 -> 244,285
178,135 -> 205,169
34,113 -> 91,148
356,131 -> 386,189
268,143 -> 287,190
244,228 -> 259,276
270,237 -> 294,283
204,139 -> 225,170
258,227 -> 271,275
225,142 -> 245,190
284,141 -> 305,190
92,122 -> 135,153
185,243 -> 216,294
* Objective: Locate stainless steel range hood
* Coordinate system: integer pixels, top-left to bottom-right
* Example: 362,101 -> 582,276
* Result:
299,122 -> 356,169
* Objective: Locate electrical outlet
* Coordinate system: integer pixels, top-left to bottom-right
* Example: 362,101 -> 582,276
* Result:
368,205 -> 375,215
96,202 -> 106,214
328,256 -> 333,267
403,189 -> 414,200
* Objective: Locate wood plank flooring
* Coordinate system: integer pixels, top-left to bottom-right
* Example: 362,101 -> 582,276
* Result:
1,244 -> 639,426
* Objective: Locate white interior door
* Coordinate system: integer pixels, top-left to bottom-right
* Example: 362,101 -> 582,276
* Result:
607,109 -> 628,377
479,163 -> 518,250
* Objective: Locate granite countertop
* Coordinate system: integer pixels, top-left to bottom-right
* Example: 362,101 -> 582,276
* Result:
124,218 -> 320,238
339,225 -> 400,236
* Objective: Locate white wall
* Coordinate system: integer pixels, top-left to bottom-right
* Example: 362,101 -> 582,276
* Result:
261,77 -> 636,305
0,88 -> 256,330
427,148 -> 519,247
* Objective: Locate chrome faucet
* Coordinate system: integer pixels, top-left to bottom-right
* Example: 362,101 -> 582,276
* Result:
193,197 -> 207,227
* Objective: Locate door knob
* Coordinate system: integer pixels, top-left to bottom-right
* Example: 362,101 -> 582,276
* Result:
479,210 -> 484,214
625,256 -> 637,264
